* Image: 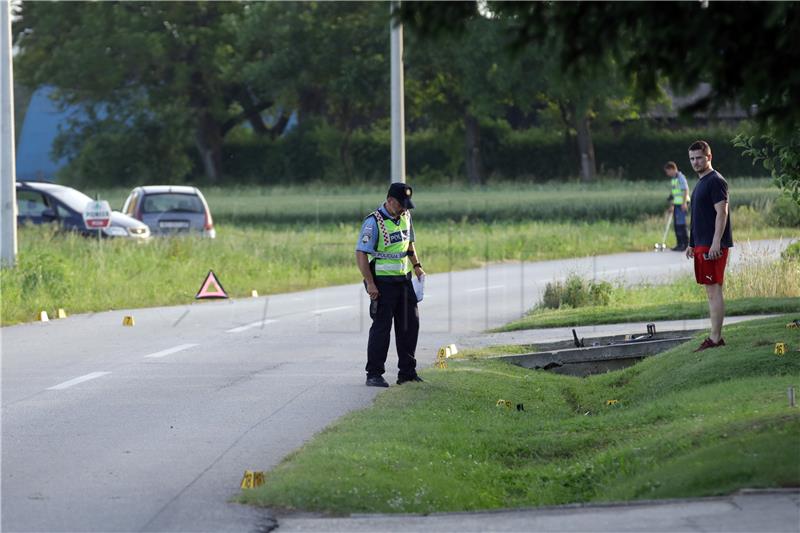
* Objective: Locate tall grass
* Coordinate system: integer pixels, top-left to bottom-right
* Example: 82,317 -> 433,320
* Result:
497,251 -> 800,331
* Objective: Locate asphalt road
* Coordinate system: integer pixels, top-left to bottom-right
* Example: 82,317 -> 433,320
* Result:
1,239 -> 792,532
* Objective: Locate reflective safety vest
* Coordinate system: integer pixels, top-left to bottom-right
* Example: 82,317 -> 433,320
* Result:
368,209 -> 412,278
671,177 -> 687,205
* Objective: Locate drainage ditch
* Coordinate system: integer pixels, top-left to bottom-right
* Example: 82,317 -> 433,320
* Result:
492,328 -> 700,377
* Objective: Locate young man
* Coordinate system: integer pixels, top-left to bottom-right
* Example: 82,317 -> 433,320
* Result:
686,141 -> 733,351
664,161 -> 690,251
355,182 -> 426,387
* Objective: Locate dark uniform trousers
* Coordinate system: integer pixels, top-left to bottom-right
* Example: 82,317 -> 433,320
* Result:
674,222 -> 689,249
366,278 -> 419,378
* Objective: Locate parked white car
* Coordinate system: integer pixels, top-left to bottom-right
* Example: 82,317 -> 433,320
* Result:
122,185 -> 216,238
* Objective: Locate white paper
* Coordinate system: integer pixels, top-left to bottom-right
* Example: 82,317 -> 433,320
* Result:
412,274 -> 425,302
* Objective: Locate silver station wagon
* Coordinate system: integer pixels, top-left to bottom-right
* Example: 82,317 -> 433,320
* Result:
122,185 -> 216,238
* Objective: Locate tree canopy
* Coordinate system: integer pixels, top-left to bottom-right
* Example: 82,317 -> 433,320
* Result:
13,1 -> 792,190
396,0 -> 800,196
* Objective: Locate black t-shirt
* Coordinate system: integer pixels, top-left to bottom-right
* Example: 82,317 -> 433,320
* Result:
689,170 -> 733,248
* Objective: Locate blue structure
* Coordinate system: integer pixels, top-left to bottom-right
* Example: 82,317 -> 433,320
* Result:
16,86 -> 298,183
15,86 -> 74,182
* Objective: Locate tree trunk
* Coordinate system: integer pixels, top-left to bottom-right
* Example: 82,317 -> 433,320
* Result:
194,113 -> 223,183
339,129 -> 354,179
464,112 -> 483,186
558,101 -> 578,177
575,114 -> 596,182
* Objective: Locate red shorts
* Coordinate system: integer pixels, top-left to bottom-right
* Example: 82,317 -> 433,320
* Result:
693,246 -> 729,285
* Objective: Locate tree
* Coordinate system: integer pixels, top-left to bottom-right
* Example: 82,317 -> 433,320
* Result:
405,17 -> 488,185
404,10 -> 639,183
236,2 -> 390,178
13,2 -> 286,184
398,1 -> 800,192
735,128 -> 800,204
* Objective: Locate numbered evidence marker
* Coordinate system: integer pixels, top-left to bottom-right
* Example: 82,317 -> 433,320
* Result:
196,270 -> 228,299
240,470 -> 265,489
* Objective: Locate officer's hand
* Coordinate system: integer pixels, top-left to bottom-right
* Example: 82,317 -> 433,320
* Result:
414,265 -> 426,279
365,281 -> 379,300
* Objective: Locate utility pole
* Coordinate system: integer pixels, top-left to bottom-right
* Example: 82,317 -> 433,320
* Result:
390,1 -> 405,184
0,0 -> 17,268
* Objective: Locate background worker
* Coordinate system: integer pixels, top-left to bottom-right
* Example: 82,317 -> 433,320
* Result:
685,140 -> 733,352
664,161 -> 690,251
355,183 -> 427,387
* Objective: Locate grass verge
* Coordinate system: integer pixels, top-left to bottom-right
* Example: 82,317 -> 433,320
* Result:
496,297 -> 800,331
238,316 -> 800,514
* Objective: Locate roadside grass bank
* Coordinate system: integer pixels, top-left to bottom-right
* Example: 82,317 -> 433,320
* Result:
498,253 -> 799,331
238,316 -> 800,514
1,218 -> 792,326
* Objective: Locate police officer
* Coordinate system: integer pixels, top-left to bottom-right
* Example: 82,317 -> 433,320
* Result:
664,161 -> 690,251
355,183 -> 426,387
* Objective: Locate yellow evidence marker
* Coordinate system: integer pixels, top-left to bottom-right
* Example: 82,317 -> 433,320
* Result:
240,470 -> 266,489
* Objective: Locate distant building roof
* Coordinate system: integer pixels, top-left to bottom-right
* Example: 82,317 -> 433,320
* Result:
647,83 -> 752,120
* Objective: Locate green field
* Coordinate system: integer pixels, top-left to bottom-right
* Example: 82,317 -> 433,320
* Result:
1,179 -> 795,325
238,316 -> 800,514
95,177 -> 782,226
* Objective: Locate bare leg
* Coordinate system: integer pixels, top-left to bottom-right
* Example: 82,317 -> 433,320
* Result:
705,283 -> 725,342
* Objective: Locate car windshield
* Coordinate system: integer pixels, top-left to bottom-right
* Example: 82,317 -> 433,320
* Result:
47,187 -> 94,212
142,193 -> 204,214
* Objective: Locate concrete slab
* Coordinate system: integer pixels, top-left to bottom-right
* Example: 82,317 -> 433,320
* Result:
459,315 -> 782,350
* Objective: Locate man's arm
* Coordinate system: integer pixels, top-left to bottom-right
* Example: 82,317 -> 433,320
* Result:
356,251 -> 379,299
407,242 -> 426,279
708,199 -> 728,259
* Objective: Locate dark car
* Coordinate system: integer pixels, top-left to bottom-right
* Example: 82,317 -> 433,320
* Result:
16,181 -> 151,239
122,186 -> 215,238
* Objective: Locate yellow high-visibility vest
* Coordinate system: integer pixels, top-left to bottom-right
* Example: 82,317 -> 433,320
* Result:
368,210 -> 412,277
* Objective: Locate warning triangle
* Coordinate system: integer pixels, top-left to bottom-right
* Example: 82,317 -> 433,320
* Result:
195,270 -> 228,299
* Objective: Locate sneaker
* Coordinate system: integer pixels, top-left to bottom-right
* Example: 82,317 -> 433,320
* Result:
694,337 -> 725,352
397,375 -> 424,385
366,375 -> 389,387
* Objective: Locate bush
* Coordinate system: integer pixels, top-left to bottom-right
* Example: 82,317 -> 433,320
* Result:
782,241 -> 800,261
766,194 -> 800,228
220,123 -> 769,185
541,274 -> 613,309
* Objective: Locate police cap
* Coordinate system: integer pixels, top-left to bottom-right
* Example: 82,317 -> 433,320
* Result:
387,182 -> 415,209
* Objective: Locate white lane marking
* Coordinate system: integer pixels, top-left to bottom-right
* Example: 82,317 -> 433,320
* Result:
143,343 -> 199,359
226,319 -> 277,334
312,306 -> 353,315
47,372 -> 111,391
466,285 -> 505,293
